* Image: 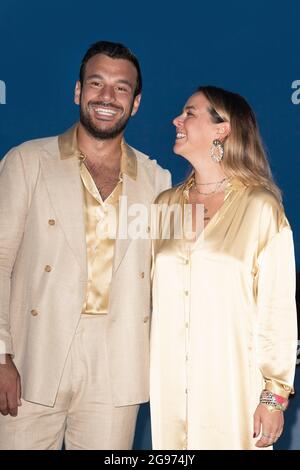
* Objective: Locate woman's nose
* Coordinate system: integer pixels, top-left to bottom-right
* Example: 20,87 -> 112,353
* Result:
173,115 -> 183,127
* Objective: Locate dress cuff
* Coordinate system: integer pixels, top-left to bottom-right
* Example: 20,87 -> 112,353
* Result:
265,379 -> 294,398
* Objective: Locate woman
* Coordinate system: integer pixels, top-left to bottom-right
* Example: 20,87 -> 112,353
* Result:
150,86 -> 297,450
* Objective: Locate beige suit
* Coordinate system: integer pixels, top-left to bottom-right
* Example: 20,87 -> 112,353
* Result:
0,131 -> 171,412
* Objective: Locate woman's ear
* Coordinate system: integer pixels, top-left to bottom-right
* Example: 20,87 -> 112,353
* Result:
216,122 -> 231,139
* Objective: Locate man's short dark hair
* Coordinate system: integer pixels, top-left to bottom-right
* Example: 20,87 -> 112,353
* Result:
79,40 -> 142,97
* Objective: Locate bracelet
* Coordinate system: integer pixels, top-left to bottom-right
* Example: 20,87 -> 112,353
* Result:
260,389 -> 289,412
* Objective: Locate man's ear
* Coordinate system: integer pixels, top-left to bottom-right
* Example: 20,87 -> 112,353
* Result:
131,94 -> 141,116
74,81 -> 81,105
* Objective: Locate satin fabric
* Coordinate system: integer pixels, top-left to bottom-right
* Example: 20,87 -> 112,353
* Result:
80,162 -> 121,314
150,178 -> 297,450
59,124 -> 137,314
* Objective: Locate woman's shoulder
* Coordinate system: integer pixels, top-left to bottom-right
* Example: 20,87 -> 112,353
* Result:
242,185 -> 289,233
243,185 -> 283,213
154,183 -> 185,205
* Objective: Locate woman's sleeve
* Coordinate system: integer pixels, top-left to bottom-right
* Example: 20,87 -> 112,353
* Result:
256,226 -> 298,397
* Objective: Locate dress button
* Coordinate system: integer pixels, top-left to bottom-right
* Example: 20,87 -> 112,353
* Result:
45,265 -> 52,272
48,219 -> 55,225
31,309 -> 38,316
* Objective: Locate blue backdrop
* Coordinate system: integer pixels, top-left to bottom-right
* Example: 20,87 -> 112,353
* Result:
0,0 -> 299,450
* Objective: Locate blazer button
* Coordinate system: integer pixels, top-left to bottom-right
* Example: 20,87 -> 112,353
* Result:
31,309 -> 38,316
143,316 -> 149,323
45,265 -> 52,272
140,272 -> 145,279
48,219 -> 55,226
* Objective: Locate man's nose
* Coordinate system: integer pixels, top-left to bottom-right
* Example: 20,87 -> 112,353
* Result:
99,84 -> 115,102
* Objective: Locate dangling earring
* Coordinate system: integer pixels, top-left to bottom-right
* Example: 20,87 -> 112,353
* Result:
210,139 -> 224,163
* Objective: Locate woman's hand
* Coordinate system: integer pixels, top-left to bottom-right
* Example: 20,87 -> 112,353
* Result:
253,404 -> 284,447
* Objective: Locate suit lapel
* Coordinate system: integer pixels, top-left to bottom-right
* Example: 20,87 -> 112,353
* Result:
40,139 -> 155,278
40,147 -> 87,278
113,159 -> 155,274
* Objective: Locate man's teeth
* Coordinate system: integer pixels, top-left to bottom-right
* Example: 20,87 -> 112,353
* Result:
176,132 -> 186,139
94,107 -> 117,116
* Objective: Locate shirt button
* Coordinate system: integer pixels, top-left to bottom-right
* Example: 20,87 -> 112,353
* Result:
146,226 -> 151,233
143,316 -> 149,323
45,265 -> 52,272
48,219 -> 55,225
184,290 -> 189,296
140,272 -> 145,279
31,309 -> 38,316
185,322 -> 189,328
185,259 -> 189,264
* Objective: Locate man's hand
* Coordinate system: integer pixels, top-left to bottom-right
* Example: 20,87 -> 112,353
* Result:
0,354 -> 21,417
253,403 -> 284,447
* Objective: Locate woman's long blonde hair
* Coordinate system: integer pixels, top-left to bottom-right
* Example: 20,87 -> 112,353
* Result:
197,85 -> 281,201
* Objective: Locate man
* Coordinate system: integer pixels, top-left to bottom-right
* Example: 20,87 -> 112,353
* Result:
0,41 -> 171,449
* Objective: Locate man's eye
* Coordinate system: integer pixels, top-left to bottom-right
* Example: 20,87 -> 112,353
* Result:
116,86 -> 128,92
186,112 -> 194,116
91,81 -> 101,87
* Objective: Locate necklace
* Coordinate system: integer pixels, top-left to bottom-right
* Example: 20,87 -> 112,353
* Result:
194,177 -> 229,186
191,177 -> 229,221
193,177 -> 229,196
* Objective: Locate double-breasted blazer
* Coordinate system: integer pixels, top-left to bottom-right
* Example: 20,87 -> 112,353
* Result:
0,129 -> 171,406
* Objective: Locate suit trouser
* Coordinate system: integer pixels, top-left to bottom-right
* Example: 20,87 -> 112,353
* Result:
0,314 -> 139,450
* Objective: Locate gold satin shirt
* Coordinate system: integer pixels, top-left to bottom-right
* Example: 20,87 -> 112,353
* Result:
150,177 -> 297,450
58,124 -> 137,314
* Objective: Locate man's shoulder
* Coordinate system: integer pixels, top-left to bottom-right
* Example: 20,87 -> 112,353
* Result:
127,143 -> 168,175
1,135 -> 60,172
11,134 -> 59,156
2,135 -> 59,165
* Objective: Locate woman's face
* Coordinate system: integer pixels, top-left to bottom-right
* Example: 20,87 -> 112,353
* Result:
173,92 -> 222,164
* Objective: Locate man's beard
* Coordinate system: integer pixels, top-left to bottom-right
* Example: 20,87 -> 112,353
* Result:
79,101 -> 134,140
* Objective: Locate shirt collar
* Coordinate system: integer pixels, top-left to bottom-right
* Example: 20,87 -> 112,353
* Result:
58,123 -> 137,180
58,123 -> 82,160
120,140 -> 137,180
